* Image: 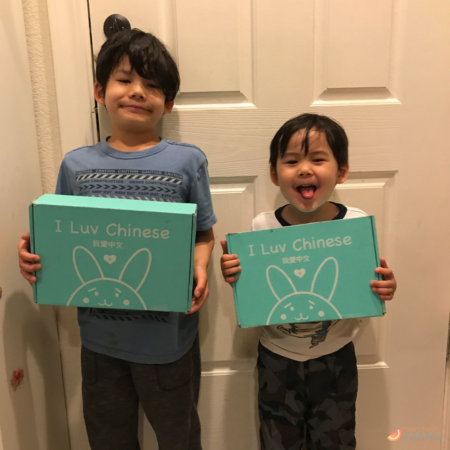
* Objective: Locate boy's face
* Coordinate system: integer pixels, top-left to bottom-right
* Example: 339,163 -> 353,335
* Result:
94,56 -> 174,135
270,129 -> 349,214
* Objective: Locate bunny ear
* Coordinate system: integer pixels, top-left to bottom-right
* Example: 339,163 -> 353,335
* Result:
119,248 -> 151,292
311,257 -> 339,301
73,246 -> 104,284
266,266 -> 297,303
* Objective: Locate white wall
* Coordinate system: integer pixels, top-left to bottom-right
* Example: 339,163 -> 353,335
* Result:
0,0 -> 69,449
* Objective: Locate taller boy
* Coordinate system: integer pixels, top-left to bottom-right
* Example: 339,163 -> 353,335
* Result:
19,30 -> 216,450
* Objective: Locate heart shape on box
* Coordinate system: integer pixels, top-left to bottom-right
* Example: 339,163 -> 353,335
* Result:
294,268 -> 306,278
104,255 -> 116,264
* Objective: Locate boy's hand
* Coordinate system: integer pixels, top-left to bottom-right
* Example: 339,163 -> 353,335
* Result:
370,257 -> 396,301
18,232 -> 41,285
220,240 -> 241,284
186,265 -> 209,314
186,228 -> 214,315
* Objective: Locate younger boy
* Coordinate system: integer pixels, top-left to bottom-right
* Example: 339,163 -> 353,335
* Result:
221,114 -> 396,450
18,29 -> 216,450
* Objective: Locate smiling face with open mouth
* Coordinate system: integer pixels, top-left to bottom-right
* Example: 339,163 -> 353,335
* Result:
270,128 -> 349,222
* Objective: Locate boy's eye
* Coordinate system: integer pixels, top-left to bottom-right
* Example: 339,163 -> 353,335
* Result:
313,159 -> 326,162
118,79 -> 130,84
285,160 -> 298,165
146,83 -> 159,89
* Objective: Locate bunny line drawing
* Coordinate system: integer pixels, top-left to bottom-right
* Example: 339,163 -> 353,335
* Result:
266,257 -> 342,325
67,246 -> 151,310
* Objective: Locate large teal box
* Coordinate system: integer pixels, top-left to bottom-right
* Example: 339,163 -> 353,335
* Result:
29,195 -> 197,312
226,217 -> 384,328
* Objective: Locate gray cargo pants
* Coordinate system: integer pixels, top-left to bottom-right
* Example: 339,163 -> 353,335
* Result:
81,335 -> 201,450
257,341 -> 358,450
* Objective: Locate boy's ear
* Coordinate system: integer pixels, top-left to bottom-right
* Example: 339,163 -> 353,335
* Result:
163,100 -> 174,114
94,82 -> 106,106
337,164 -> 349,184
270,165 -> 280,186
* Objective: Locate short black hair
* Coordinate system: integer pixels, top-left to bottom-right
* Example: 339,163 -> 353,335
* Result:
95,29 -> 180,103
269,113 -> 349,169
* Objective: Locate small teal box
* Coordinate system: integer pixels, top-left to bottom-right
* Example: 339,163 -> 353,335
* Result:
226,217 -> 385,328
29,194 -> 197,312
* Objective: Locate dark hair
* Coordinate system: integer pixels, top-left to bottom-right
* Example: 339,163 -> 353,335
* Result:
95,29 -> 180,103
269,114 -> 348,169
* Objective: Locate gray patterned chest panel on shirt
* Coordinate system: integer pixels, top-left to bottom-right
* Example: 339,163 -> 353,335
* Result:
92,309 -> 170,323
75,169 -> 183,202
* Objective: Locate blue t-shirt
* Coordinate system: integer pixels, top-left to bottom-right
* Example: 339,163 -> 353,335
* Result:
55,138 -> 217,363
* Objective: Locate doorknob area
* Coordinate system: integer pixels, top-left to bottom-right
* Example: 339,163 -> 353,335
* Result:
103,14 -> 131,38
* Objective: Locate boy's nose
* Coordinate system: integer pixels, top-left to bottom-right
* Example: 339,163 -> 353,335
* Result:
130,90 -> 145,99
129,83 -> 145,99
297,164 -> 312,176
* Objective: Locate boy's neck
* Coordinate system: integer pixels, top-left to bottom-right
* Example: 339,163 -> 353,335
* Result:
282,202 -> 340,225
107,129 -> 161,153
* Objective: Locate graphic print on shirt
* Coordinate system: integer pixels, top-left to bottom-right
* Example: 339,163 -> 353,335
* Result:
75,169 -> 183,202
267,257 -> 342,347
276,321 -> 336,348
67,246 -> 151,309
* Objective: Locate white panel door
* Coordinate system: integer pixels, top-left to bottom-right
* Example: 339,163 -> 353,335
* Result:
63,0 -> 450,448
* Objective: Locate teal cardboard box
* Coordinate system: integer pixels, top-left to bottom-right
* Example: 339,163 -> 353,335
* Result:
29,195 -> 197,312
226,217 -> 384,328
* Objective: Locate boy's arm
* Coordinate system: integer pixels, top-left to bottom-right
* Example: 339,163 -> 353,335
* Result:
186,227 -> 215,314
220,240 -> 241,284
370,257 -> 397,301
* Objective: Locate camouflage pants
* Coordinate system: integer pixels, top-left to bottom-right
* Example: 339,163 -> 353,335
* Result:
257,342 -> 358,450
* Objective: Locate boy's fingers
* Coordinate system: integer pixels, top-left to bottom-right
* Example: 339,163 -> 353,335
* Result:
194,274 -> 207,298
20,269 -> 36,284
221,254 -> 238,262
186,300 -> 197,315
221,259 -> 240,269
375,267 -> 393,277
370,280 -> 395,288
377,258 -> 396,280
372,288 -> 393,295
17,238 -> 29,251
193,265 -> 208,299
19,261 -> 41,272
223,267 -> 241,276
187,283 -> 209,314
375,269 -> 395,283
18,245 -> 40,263
379,257 -> 388,268
225,275 -> 238,284
220,240 -> 228,255
20,254 -> 40,264
20,232 -> 31,244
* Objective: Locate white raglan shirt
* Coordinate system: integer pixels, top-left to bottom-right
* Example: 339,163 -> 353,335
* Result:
252,203 -> 367,361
